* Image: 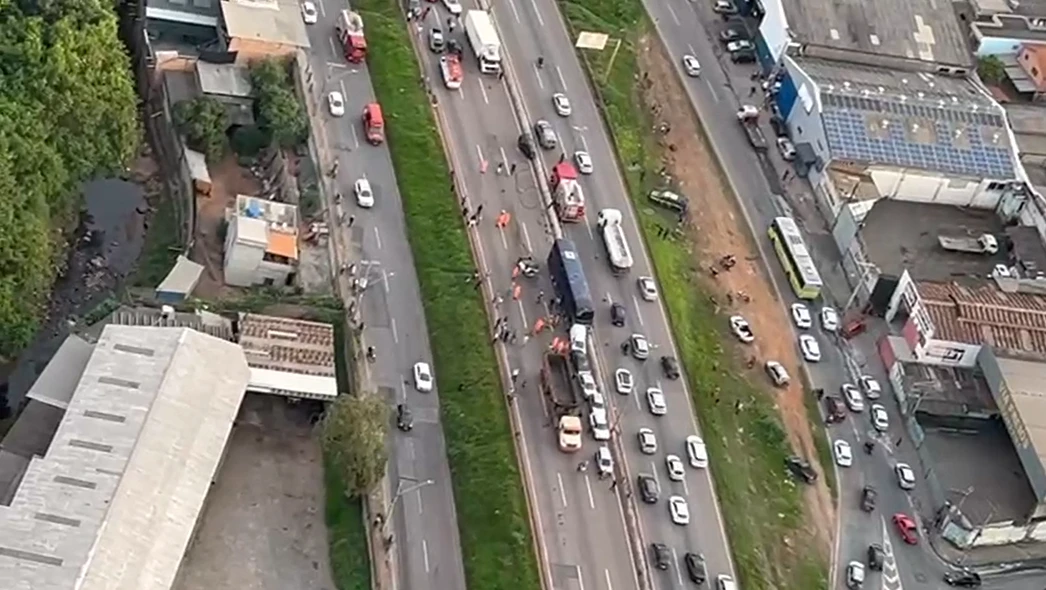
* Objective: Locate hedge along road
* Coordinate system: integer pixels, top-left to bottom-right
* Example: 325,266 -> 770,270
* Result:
554,0 -> 832,589
348,0 -> 542,589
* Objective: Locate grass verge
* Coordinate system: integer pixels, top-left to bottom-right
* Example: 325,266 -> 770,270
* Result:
133,187 -> 180,287
326,464 -> 372,590
559,1 -> 828,588
338,1 -> 541,588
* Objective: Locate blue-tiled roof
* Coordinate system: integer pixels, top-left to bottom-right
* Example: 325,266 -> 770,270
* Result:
821,93 -> 1015,180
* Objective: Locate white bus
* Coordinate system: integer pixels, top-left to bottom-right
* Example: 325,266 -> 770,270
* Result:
767,216 -> 823,300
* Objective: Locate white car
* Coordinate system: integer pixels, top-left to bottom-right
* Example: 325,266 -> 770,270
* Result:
301,0 -> 318,24
665,455 -> 685,481
596,446 -> 614,476
846,561 -> 866,589
552,93 -> 572,116
859,375 -> 882,399
442,0 -> 462,14
328,91 -> 346,117
647,387 -> 667,416
895,462 -> 916,490
685,435 -> 708,468
638,428 -> 658,454
729,315 -> 754,343
833,440 -> 853,467
765,361 -> 789,387
578,371 -> 599,400
870,403 -> 889,432
726,40 -> 754,53
799,334 -> 821,362
821,306 -> 840,332
614,368 -> 633,395
637,276 -> 658,301
682,54 -> 701,76
354,178 -> 375,208
589,408 -> 611,441
668,496 -> 690,525
842,384 -> 864,412
574,150 -> 594,174
413,362 -> 433,392
791,303 -> 812,329
589,391 -> 606,410
630,333 -> 650,360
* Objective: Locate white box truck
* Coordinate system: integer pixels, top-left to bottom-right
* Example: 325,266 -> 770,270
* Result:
597,209 -> 634,274
464,10 -> 502,75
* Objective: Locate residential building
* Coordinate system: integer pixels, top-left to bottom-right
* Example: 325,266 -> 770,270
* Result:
223,194 -> 299,288
236,313 -> 339,400
970,0 -> 1046,57
195,61 -> 255,126
219,0 -> 310,63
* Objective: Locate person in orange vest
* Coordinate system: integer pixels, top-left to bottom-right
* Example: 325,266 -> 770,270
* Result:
512,283 -> 522,300
533,317 -> 546,334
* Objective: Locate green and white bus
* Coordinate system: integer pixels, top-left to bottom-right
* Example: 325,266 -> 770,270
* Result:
768,216 -> 823,300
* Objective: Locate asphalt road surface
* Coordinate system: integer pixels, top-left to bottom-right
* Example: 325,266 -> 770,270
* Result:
303,7 -> 467,590
406,7 -> 640,590
637,1 -> 1040,589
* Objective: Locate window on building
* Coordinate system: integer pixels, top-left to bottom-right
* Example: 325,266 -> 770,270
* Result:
987,181 -> 1006,191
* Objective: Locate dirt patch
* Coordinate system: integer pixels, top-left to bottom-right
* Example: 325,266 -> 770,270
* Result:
175,395 -> 336,590
191,154 -> 262,299
636,37 -> 836,556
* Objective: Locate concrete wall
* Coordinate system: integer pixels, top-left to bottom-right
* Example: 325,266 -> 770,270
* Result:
869,169 -> 1004,208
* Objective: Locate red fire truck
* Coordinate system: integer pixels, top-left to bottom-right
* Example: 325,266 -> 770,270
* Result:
336,10 -> 367,63
549,162 -> 586,222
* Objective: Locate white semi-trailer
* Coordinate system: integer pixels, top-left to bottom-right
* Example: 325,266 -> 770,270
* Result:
464,10 -> 502,75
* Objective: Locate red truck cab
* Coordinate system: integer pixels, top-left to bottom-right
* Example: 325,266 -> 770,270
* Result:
363,103 -> 385,145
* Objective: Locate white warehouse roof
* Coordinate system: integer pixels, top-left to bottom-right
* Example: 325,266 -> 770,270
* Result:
0,325 -> 251,590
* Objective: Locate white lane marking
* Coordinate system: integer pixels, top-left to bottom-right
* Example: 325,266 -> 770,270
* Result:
405,434 -> 414,456
632,295 -> 645,326
329,37 -> 338,56
666,2 -> 680,24
531,0 -> 545,25
339,79 -> 347,100
478,77 -> 490,104
633,385 -> 640,409
533,64 -> 545,89
374,227 -> 383,250
416,488 -> 424,514
499,226 -> 509,249
585,218 -> 595,240
579,134 -> 589,152
475,144 -> 485,167
671,547 -> 683,586
350,121 -> 360,148
556,66 -> 568,90
401,382 -> 409,404
422,539 -> 431,572
382,268 -> 390,293
499,146 -> 509,171
650,461 -> 660,490
507,0 -> 521,22
516,299 -> 529,335
576,565 -> 585,590
584,473 -> 595,509
521,222 -> 534,253
604,569 -> 613,590
556,472 -> 568,507
682,474 -> 690,497
458,86 -> 466,101
391,317 -> 399,342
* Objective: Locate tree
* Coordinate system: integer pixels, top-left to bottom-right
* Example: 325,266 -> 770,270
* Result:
0,0 -> 139,358
978,55 -> 1006,85
250,58 -> 308,147
321,393 -> 389,497
231,125 -> 268,157
175,97 -> 230,162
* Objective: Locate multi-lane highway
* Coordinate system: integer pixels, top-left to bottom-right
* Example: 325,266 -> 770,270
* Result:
302,8 -> 467,590
406,0 -> 742,587
635,0 -> 1038,588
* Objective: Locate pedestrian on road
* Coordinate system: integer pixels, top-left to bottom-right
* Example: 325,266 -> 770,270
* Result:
348,215 -> 356,227
578,461 -> 588,472
511,368 -> 520,382
749,86 -> 756,97
474,204 -> 484,219
610,479 -> 618,491
510,163 -> 517,174
896,437 -> 902,447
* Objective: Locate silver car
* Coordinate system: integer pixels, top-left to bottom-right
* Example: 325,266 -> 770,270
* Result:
534,120 -> 557,149
552,93 -> 572,116
682,54 -> 701,76
638,428 -> 658,454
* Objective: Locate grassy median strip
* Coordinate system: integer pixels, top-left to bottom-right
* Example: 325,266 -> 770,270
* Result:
346,1 -> 541,589
326,465 -> 372,590
559,1 -> 828,589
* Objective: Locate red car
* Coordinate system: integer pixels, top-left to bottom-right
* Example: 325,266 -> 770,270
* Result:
893,513 -> 918,545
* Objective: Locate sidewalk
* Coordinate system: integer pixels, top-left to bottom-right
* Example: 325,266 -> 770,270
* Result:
929,529 -> 1046,573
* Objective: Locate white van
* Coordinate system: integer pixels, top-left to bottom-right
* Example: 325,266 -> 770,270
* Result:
569,324 -> 588,355
717,575 -> 738,590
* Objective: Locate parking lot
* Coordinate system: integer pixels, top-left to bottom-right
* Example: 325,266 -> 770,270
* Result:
174,395 -> 336,590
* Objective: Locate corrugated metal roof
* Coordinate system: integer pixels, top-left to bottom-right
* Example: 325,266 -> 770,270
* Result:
0,325 -> 250,590
920,281 -> 1046,355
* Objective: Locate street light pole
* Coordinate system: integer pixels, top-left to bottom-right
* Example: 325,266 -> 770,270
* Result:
384,478 -> 435,528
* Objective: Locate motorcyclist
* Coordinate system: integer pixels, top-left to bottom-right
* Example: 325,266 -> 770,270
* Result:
864,440 -> 875,454
537,56 -> 545,68
366,346 -> 376,361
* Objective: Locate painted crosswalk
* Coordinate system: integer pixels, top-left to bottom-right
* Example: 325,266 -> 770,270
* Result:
880,517 -> 903,590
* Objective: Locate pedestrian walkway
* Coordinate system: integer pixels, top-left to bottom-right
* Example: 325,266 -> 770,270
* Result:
929,529 -> 1046,572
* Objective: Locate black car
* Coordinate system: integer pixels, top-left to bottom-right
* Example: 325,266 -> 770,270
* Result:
611,302 -> 627,327
396,403 -> 414,432
860,486 -> 877,512
684,552 -> 707,584
517,133 -> 536,160
661,355 -> 680,380
731,49 -> 757,64
719,27 -> 747,42
785,456 -> 817,484
944,571 -> 982,587
638,474 -> 659,504
867,544 -> 885,571
651,543 -> 671,570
